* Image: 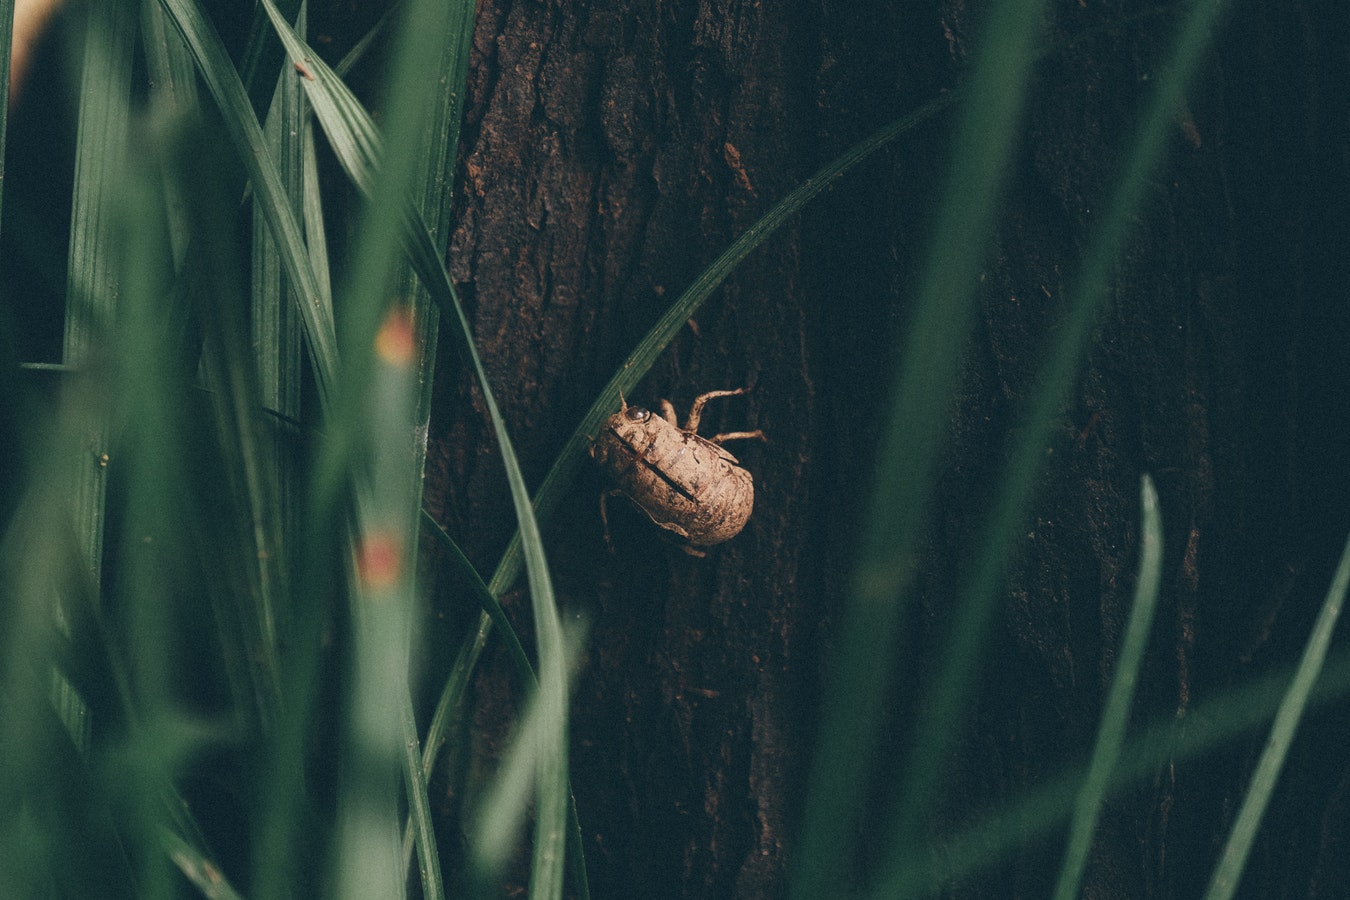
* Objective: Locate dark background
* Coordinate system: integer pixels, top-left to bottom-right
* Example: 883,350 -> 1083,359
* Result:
5,0 -> 1350,897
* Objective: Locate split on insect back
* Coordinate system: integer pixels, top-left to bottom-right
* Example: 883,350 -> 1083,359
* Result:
589,387 -> 766,556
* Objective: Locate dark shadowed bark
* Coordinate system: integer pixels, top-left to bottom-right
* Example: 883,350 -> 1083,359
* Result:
413,1 -> 1350,897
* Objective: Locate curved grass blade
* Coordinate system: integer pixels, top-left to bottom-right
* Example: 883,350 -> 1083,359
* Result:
485,89 -> 958,600
1051,475 -> 1164,900
791,1 -> 1051,893
871,1 -> 1230,886
874,645 -> 1350,896
1202,533 -> 1350,900
419,512 -> 592,899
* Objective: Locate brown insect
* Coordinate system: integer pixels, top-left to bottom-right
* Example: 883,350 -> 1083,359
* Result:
590,387 -> 766,556
293,59 -> 315,81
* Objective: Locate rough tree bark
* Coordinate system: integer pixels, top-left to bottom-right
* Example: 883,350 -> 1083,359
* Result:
415,1 -> 1350,897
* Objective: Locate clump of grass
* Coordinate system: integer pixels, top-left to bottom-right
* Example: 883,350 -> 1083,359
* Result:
1,0 -> 1344,898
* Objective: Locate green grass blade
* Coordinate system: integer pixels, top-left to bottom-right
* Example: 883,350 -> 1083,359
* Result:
1051,476 -> 1164,900
876,645 -> 1350,897
238,0 -> 301,118
331,312 -> 423,900
300,120 -> 333,306
860,0 -> 1228,888
156,0 -> 339,406
790,1 -> 1050,894
162,828 -> 249,900
247,1 -> 309,700
466,621 -> 585,894
423,513 -> 536,693
419,512 -> 592,900
0,0 -> 14,233
372,3 -> 475,886
140,0 -> 201,266
400,692 -> 445,900
1203,534 -> 1350,900
173,136 -> 287,729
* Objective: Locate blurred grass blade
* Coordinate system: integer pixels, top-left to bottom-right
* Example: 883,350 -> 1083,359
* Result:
366,3 -> 476,886
1051,475 -> 1164,900
170,127 -> 286,729
878,647 -> 1350,897
157,0 -> 339,406
875,0 -> 1228,879
419,512 -> 591,900
467,622 -> 585,893
791,1 -> 1050,894
1203,533 -> 1350,900
163,828 -> 248,900
1,0 -> 14,228
335,311 -> 422,900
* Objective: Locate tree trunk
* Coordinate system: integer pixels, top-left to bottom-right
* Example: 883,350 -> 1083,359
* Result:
421,0 -> 1350,897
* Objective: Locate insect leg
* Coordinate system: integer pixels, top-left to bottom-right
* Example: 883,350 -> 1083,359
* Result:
709,429 -> 766,445
659,399 -> 678,425
684,387 -> 751,433
599,489 -> 624,552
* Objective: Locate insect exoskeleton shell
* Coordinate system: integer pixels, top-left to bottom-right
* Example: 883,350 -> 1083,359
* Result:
591,403 -> 756,550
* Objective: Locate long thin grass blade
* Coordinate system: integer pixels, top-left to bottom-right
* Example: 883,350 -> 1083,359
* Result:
1202,533 -> 1350,900
334,311 -> 422,900
790,1 -> 1050,894
1051,476 -> 1164,899
400,693 -> 444,900
244,0 -> 310,717
466,621 -> 585,894
484,90 -> 958,601
876,646 -> 1350,897
419,512 -> 592,900
365,4 -> 475,890
873,1 -> 1229,885
140,0 -> 201,266
0,0 -> 14,230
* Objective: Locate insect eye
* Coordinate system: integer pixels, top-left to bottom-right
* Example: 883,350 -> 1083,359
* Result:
626,407 -> 651,423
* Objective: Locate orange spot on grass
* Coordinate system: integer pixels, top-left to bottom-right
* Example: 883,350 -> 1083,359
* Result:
357,532 -> 402,592
375,308 -> 415,366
